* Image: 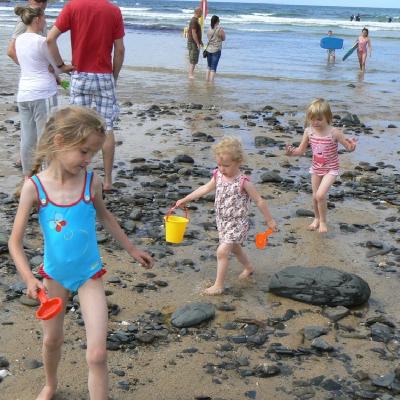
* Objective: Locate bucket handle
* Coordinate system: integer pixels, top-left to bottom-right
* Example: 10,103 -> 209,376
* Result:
166,206 -> 189,221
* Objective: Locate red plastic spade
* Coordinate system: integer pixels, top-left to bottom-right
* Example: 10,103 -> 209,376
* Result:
35,288 -> 63,320
255,228 -> 273,250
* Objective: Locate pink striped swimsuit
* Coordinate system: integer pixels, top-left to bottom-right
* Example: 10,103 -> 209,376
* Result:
308,127 -> 339,176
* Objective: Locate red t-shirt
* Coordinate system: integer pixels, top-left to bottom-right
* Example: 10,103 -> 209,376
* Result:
55,0 -> 125,73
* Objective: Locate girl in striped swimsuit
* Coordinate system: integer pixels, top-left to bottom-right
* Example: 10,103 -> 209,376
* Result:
285,98 -> 357,233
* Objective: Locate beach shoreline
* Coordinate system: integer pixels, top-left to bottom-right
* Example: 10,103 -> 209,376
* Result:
1,7 -> 400,399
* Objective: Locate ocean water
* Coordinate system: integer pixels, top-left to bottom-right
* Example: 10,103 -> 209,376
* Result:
1,1 -> 400,119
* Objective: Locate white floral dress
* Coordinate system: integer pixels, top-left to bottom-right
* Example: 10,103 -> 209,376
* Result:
213,169 -> 250,244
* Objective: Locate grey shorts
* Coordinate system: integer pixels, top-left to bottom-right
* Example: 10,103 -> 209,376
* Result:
70,72 -> 119,131
187,41 -> 200,65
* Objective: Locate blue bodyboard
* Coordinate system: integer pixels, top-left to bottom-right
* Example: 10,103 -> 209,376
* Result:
342,42 -> 358,61
320,37 -> 344,50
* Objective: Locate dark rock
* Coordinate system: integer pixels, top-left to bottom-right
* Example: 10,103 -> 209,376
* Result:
216,303 -> 236,312
303,326 -> 329,340
370,322 -> 393,343
229,335 -> 247,344
269,266 -> 371,307
311,337 -> 334,352
321,378 -> 342,391
135,332 -> 156,344
340,113 -> 361,127
254,363 -> 281,378
296,209 -> 315,217
260,171 -> 283,183
182,347 -> 198,354
117,380 -> 130,391
0,356 -> 9,368
255,136 -> 279,147
174,155 -> 195,164
171,303 -> 215,328
371,372 -> 395,388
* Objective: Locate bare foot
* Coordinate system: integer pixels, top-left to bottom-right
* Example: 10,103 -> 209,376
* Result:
319,222 -> 328,234
239,268 -> 255,280
307,218 -> 319,231
188,75 -> 195,80
202,285 -> 224,296
36,385 -> 57,400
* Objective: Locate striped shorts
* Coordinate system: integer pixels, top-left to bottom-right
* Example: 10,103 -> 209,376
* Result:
70,72 -> 119,131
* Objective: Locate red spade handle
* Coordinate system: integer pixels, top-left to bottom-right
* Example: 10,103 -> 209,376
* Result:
166,206 -> 188,221
265,228 -> 273,237
37,288 -> 49,304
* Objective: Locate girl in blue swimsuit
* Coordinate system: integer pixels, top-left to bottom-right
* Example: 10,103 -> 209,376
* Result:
9,106 -> 154,400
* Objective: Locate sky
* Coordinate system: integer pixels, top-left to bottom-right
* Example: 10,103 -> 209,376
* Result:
217,0 -> 399,8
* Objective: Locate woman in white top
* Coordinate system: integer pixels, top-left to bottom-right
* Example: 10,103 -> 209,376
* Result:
14,5 -> 58,177
206,15 -> 225,83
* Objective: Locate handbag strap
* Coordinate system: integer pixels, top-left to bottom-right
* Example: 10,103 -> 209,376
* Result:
204,27 -> 219,51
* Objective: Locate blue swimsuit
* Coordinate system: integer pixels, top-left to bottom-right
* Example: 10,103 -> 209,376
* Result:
31,171 -> 103,291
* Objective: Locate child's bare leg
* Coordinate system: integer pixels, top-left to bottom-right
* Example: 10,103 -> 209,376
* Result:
361,53 -> 367,71
232,244 -> 254,279
315,174 -> 336,233
309,174 -> 323,230
358,51 -> 364,70
78,278 -> 108,400
37,279 -> 69,400
204,243 -> 232,295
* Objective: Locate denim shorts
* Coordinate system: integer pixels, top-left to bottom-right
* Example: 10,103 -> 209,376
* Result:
207,50 -> 221,72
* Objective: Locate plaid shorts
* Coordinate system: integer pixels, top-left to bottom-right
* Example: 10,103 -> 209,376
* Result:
70,72 -> 119,131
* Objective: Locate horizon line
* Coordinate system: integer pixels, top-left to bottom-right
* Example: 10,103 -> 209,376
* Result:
174,0 -> 400,10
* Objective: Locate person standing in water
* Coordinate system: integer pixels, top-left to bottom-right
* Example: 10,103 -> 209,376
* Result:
205,15 -> 225,83
357,27 -> 372,72
326,30 -> 335,62
187,7 -> 203,80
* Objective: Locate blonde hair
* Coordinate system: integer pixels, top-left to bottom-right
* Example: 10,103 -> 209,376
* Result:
305,98 -> 333,127
29,106 -> 106,177
15,5 -> 43,25
213,137 -> 245,163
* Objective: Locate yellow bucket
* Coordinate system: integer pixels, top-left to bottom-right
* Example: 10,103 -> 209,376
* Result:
164,208 -> 189,244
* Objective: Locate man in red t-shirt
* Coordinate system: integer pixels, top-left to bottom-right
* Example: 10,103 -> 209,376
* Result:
47,0 -> 125,192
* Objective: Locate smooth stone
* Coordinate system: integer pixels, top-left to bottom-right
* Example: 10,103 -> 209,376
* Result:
135,332 -> 155,344
19,296 -> 39,307
174,155 -> 194,164
322,306 -> 350,322
269,266 -> 371,307
296,209 -> 315,217
0,357 -> 9,368
370,322 -> 393,343
245,391 -> 257,399
29,255 -> 43,267
171,303 -> 215,328
25,359 -> 43,369
311,337 -> 334,352
371,372 -> 395,388
260,171 -> 283,183
254,363 -> 281,378
303,326 -> 329,340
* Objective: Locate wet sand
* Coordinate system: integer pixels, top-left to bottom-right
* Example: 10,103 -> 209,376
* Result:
1,35 -> 400,400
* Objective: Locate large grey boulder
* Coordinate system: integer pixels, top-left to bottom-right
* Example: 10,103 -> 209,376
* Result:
269,266 -> 370,307
171,303 -> 215,328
